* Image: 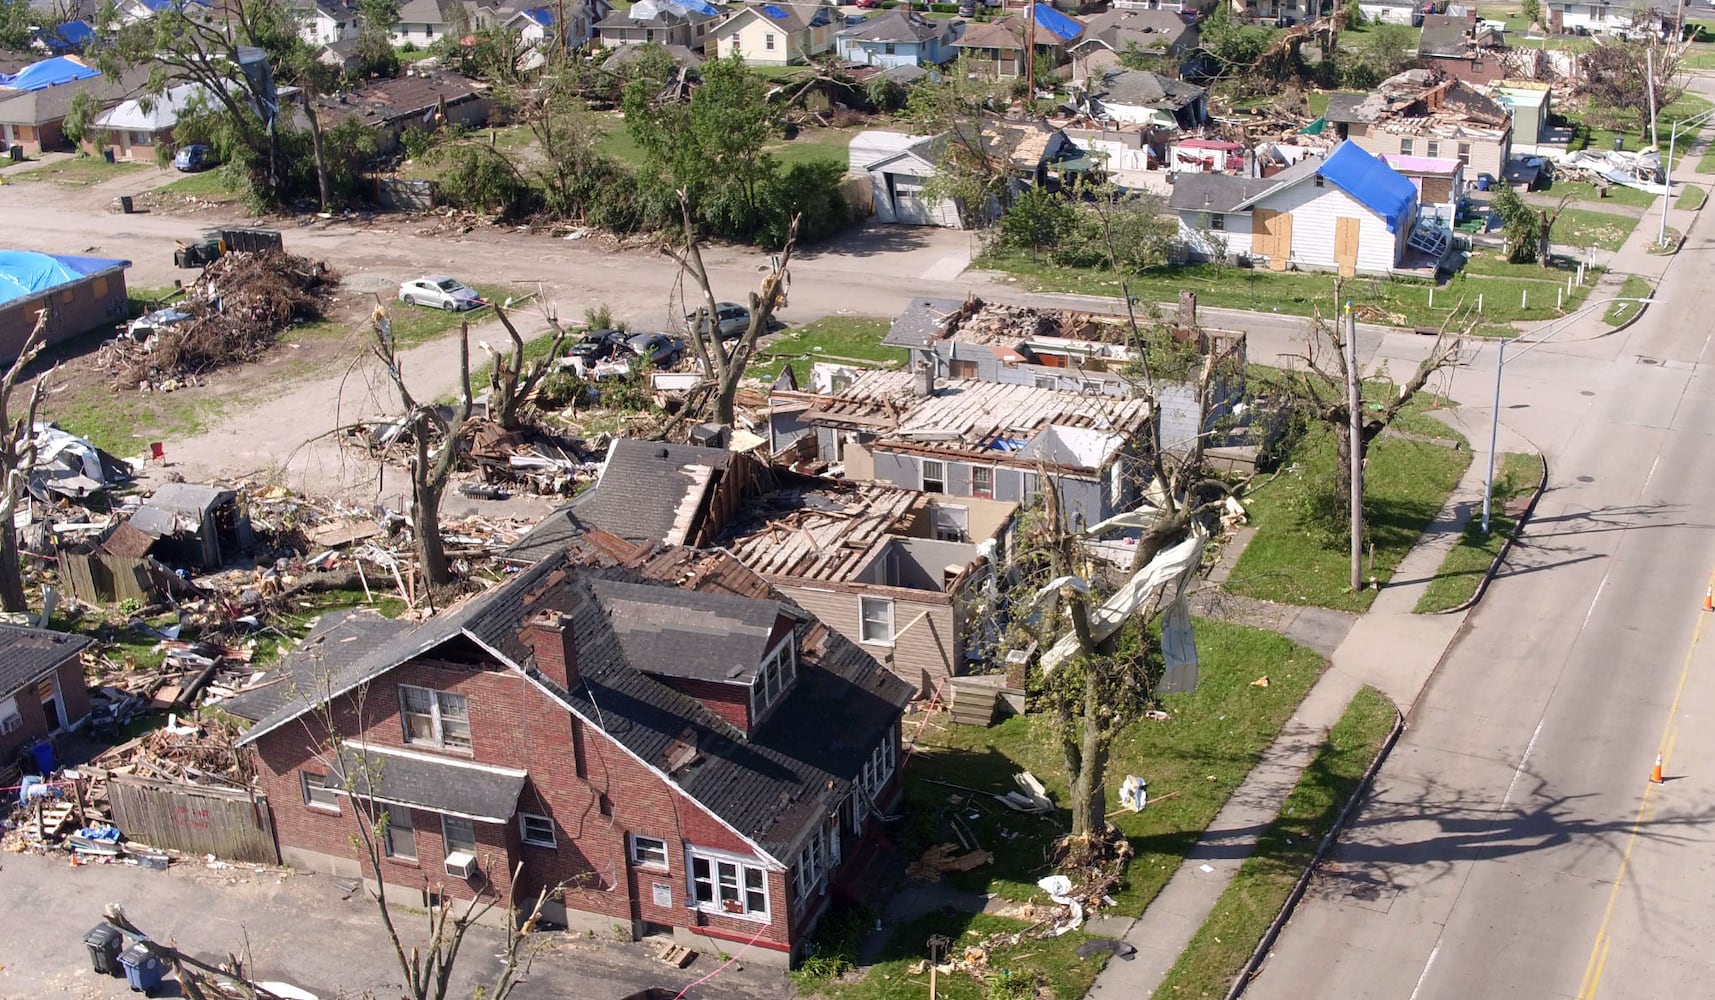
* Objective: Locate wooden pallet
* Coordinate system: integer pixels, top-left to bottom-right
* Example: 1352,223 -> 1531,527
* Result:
656,943 -> 696,969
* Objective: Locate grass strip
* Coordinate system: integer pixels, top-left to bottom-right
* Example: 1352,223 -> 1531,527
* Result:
1150,686 -> 1398,1000
1414,452 -> 1543,613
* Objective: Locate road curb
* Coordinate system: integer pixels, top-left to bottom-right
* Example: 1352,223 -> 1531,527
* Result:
1225,706 -> 1407,1000
1435,453 -> 1550,616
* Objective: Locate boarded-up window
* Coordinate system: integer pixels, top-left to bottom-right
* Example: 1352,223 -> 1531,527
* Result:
949,359 -> 979,378
92,277 -> 108,297
61,289 -> 74,303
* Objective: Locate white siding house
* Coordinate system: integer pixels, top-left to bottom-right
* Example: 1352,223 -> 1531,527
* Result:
850,131 -> 962,229
1169,141 -> 1424,276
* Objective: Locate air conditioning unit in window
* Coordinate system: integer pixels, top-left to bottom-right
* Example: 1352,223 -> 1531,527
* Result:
0,713 -> 20,736
444,851 -> 478,879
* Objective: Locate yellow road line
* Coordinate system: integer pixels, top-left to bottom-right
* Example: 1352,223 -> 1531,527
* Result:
1575,580 -> 1712,1000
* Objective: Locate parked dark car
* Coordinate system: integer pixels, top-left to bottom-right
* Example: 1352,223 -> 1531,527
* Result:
566,328 -> 630,364
173,144 -> 216,172
626,332 -> 686,366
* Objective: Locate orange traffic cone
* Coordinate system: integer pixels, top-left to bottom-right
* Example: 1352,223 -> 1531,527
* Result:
1705,588 -> 1713,613
1651,753 -> 1664,784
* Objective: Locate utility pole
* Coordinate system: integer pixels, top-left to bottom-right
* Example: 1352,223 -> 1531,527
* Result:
1025,0 -> 1036,94
1647,45 -> 1659,149
1345,302 -> 1363,593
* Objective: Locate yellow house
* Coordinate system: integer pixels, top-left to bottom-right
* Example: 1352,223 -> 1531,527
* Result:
711,3 -> 843,65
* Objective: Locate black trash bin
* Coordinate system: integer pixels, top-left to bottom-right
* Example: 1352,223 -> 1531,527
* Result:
119,195 -> 134,214
84,923 -> 123,976
1613,135 -> 1625,152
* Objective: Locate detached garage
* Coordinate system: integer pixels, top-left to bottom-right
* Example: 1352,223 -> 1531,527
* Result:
849,130 -> 963,229
0,250 -> 131,360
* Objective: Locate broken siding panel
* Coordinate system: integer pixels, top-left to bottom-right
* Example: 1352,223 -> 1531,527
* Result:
871,450 -> 917,490
1054,474 -> 1104,527
994,467 -> 1022,503
944,459 -> 973,497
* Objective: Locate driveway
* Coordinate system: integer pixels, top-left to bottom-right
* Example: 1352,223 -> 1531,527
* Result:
0,851 -> 786,1000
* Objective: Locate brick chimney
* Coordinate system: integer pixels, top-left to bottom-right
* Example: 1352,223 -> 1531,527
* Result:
522,610 -> 578,691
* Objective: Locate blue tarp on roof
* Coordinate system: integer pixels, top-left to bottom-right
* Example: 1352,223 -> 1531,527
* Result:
38,20 -> 95,52
1030,3 -> 1083,43
1316,141 -> 1417,233
0,251 -> 129,309
519,6 -> 553,25
673,0 -> 720,15
0,56 -> 99,92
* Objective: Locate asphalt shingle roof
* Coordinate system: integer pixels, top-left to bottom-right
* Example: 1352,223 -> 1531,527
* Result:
236,541 -> 913,862
840,9 -> 944,42
333,744 -> 527,822
0,625 -> 92,700
882,296 -> 968,348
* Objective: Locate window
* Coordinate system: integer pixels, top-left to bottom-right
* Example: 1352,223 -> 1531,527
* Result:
853,725 -> 899,828
949,358 -> 979,378
972,466 -> 994,499
750,637 -> 798,719
92,277 -> 108,297
931,503 -> 969,542
385,807 -> 416,860
520,813 -> 556,848
1208,212 -> 1225,231
1457,142 -> 1472,166
630,834 -> 670,870
764,32 -> 775,49
301,771 -> 339,811
921,458 -> 945,494
599,793 -> 613,817
883,41 -> 896,54
1033,375 -> 1058,389
400,685 -> 471,751
691,852 -> 769,919
442,815 -> 476,854
794,817 -> 841,906
1426,140 -> 1441,159
859,596 -> 895,646
1313,174 -> 1325,188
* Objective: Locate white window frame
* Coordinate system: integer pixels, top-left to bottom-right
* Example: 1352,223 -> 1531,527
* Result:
301,770 -> 340,812
385,806 -> 416,860
688,847 -> 770,921
1426,140 -> 1441,159
399,684 -> 472,752
764,31 -> 775,50
859,596 -> 895,647
972,465 -> 995,499
920,458 -> 946,494
1398,137 -> 1414,156
630,834 -> 670,871
749,636 -> 798,720
442,814 -> 477,854
1208,211 -> 1225,231
519,813 -> 557,848
794,816 -> 842,907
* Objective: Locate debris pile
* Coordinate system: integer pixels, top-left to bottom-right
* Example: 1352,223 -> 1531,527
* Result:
84,632 -> 258,715
111,251 -> 339,390
92,715 -> 253,786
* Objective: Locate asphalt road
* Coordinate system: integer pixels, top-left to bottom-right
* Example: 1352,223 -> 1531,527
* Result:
1244,188 -> 1715,996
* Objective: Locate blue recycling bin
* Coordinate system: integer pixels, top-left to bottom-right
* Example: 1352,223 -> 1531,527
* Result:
119,942 -> 165,995
30,741 -> 54,775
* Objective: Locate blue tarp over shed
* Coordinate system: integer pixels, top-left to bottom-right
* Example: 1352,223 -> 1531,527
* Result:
1030,3 -> 1083,43
0,251 -> 129,308
0,56 -> 99,92
1317,141 -> 1417,233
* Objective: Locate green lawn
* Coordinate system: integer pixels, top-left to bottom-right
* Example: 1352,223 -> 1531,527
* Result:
1676,185 -> 1708,212
1457,248 -> 1596,282
1684,47 -> 1715,69
386,284 -> 520,347
1549,207 -> 1637,251
1538,178 -> 1659,209
752,316 -> 907,383
1225,397 -> 1473,613
1698,143 -> 1715,175
597,122 -> 852,170
1603,274 -> 1653,325
3,157 -> 148,187
980,253 -> 1597,329
795,619 -> 1327,999
1571,95 -> 1715,153
161,169 -> 238,199
1152,687 -> 1398,1000
1414,453 -> 1543,614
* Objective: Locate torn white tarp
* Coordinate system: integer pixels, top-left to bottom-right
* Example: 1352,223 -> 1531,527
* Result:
1037,875 -> 1086,936
1038,526 -> 1205,691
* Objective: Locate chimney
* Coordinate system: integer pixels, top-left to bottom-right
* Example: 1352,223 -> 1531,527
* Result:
523,609 -> 578,690
914,356 -> 937,397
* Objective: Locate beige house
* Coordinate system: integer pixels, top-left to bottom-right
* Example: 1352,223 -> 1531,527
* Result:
1324,71 -> 1513,181
711,3 -> 843,65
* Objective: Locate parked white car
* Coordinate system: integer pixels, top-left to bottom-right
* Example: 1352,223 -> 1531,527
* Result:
398,275 -> 484,311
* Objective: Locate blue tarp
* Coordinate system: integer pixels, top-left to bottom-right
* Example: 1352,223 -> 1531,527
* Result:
0,251 -> 129,308
0,56 -> 99,92
1316,141 -> 1418,233
674,0 -> 719,16
37,20 -> 94,53
519,6 -> 553,25
1030,3 -> 1083,43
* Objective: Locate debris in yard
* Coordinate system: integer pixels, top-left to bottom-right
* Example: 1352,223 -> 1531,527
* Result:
906,843 -> 993,881
1075,937 -> 1138,961
1251,675 -> 1270,688
1037,875 -> 1087,936
1119,775 -> 1147,812
996,771 -> 1055,814
656,943 -> 696,968
109,250 -> 339,390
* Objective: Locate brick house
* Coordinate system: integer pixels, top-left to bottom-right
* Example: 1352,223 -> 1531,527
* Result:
0,250 -> 131,361
228,538 -> 913,965
0,625 -> 94,765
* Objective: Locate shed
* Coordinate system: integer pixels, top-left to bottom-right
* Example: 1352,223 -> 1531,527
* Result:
848,130 -> 962,228
129,483 -> 253,569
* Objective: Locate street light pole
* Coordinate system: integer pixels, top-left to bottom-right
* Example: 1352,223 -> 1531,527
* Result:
1481,295 -> 1655,534
1657,106 -> 1715,248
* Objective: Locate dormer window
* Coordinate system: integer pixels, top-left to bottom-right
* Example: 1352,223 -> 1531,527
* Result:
750,635 -> 797,720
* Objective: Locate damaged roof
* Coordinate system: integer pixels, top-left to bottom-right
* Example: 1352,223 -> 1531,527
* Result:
1323,70 -> 1511,134
1073,8 -> 1197,53
782,370 -> 1151,471
234,541 -> 913,863
0,625 -> 92,699
1090,68 -> 1203,110
883,296 -> 970,348
312,72 -> 482,129
839,8 -> 947,42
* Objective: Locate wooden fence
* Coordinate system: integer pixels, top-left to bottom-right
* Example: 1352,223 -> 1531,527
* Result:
107,775 -> 279,864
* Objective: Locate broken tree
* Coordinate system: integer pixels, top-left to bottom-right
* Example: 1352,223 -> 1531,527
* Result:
0,313 -> 48,612
371,308 -> 473,589
484,302 -> 569,432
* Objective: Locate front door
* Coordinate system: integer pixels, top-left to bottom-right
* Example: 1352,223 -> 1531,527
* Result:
1335,217 -> 1360,277
37,676 -> 63,732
